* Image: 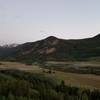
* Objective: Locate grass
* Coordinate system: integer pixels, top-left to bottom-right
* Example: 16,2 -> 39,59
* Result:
0,61 -> 100,89
50,71 -> 100,89
0,61 -> 41,72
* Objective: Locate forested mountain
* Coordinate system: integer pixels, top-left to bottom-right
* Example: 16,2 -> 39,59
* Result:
0,34 -> 100,63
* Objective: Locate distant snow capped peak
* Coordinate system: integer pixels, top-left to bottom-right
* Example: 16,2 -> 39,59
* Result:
1,43 -> 19,48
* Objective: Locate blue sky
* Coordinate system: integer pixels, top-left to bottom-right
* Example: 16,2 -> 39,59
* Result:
0,0 -> 100,45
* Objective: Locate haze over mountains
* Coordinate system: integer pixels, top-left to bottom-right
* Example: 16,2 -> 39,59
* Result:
0,34 -> 100,63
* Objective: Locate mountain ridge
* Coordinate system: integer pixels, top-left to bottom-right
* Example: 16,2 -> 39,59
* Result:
0,34 -> 100,63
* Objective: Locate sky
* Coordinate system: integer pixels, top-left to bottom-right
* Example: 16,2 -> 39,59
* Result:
0,0 -> 100,45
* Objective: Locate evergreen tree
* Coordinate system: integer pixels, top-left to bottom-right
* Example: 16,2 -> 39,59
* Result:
81,93 -> 88,100
7,93 -> 15,100
2,96 -> 6,100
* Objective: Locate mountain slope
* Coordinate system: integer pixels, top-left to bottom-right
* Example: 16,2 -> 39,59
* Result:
13,34 -> 100,63
0,34 -> 100,63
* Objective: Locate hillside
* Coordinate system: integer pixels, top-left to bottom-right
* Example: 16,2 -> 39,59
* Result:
0,34 -> 100,63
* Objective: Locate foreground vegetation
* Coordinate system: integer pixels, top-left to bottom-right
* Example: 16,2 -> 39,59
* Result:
0,70 -> 99,100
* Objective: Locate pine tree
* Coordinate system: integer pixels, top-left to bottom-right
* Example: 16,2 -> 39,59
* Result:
7,93 -> 15,100
81,93 -> 88,100
2,96 -> 6,100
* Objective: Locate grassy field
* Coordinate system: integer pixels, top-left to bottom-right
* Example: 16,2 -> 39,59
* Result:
0,61 -> 100,89
48,71 -> 100,89
0,61 -> 41,72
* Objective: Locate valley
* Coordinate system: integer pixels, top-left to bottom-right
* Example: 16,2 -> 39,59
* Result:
0,61 -> 100,89
0,34 -> 100,99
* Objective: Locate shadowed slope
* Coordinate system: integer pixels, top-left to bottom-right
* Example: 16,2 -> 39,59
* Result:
0,34 -> 100,63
